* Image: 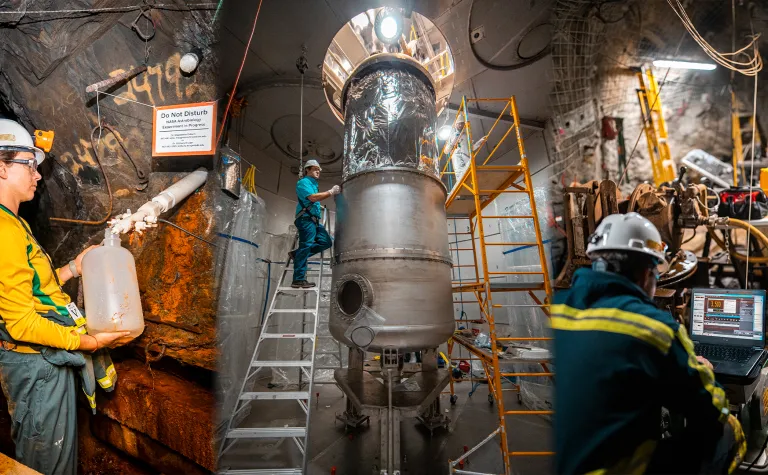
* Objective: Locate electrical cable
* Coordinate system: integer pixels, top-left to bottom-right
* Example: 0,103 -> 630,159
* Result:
50,125 -> 113,225
0,3 -> 217,25
666,0 -> 762,76
742,12 -> 760,287
617,32 -> 687,187
215,0 -> 263,147
746,431 -> 768,471
157,218 -> 220,248
0,3 -> 218,14
467,0 -> 551,71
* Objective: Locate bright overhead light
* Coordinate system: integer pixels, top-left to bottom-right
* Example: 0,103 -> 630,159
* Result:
652,60 -> 716,71
375,8 -> 403,44
380,16 -> 398,39
437,125 -> 452,141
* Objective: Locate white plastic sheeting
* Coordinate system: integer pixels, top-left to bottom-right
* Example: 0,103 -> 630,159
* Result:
216,191 -> 268,432
494,186 -> 555,416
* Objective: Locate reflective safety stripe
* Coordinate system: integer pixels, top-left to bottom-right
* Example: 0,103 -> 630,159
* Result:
675,326 -> 730,422
585,439 -> 657,475
727,414 -> 747,474
97,364 -> 117,389
83,387 -> 96,409
551,304 -> 674,354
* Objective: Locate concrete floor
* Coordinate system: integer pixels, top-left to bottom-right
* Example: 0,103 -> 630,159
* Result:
221,380 -> 552,475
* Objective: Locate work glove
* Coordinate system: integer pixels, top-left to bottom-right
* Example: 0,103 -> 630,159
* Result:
328,185 -> 341,196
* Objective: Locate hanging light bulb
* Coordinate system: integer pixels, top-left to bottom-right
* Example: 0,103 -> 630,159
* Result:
375,8 -> 403,44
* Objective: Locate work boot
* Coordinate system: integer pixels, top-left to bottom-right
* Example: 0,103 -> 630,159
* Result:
291,280 -> 316,289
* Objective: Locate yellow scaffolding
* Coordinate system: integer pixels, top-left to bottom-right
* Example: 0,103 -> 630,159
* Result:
635,66 -> 676,186
440,97 -> 553,475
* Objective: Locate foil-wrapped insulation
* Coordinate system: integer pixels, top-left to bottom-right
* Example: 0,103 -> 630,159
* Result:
342,67 -> 438,180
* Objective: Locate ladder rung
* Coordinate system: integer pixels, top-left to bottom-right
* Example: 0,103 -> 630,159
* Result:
251,360 -> 312,368
481,215 -> 533,219
501,373 -> 553,377
485,242 -> 538,246
271,309 -> 317,314
261,333 -> 315,340
276,287 -> 320,292
504,410 -> 553,415
508,452 -> 555,457
315,366 -> 341,369
497,337 -> 552,341
477,189 -> 529,193
226,427 -> 307,438
487,271 -> 543,275
240,391 -> 310,400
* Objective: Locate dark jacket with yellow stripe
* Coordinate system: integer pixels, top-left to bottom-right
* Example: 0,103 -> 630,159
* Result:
552,268 -> 745,474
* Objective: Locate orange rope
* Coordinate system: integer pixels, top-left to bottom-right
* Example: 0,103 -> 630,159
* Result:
215,0 -> 263,146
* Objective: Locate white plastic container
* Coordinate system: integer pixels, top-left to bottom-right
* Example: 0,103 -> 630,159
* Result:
82,229 -> 144,338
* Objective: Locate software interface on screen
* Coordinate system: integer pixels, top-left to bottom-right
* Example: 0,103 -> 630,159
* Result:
691,291 -> 764,341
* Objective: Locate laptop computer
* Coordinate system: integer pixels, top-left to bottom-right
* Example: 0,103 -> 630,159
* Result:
689,288 -> 767,378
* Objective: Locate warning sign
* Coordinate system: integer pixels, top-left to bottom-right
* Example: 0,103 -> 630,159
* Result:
152,101 -> 217,156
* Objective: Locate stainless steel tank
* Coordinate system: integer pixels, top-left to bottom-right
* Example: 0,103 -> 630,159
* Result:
329,54 -> 454,352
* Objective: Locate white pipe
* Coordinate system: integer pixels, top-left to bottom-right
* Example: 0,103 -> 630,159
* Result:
110,168 -> 208,234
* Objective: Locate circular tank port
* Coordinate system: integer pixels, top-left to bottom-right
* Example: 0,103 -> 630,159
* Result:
338,280 -> 364,315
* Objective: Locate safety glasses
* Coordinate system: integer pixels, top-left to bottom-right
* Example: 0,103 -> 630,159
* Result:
3,158 -> 38,172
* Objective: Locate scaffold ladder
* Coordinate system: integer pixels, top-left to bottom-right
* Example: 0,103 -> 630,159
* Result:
440,97 -> 554,475
634,66 -> 676,187
217,214 -> 332,475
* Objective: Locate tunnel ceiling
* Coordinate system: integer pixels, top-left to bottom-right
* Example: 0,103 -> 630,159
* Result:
217,0 -> 555,179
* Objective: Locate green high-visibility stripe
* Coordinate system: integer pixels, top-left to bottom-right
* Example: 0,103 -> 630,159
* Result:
25,242 -> 69,316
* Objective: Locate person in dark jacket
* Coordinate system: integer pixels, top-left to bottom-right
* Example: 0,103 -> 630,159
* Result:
552,212 -> 746,474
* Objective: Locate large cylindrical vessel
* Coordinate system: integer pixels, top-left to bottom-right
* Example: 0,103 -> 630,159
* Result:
329,54 -> 454,352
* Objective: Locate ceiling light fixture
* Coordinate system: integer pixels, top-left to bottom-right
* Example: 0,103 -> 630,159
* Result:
652,60 -> 716,71
375,8 -> 403,44
437,125 -> 452,141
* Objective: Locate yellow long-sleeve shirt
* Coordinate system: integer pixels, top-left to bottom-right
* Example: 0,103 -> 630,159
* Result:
0,204 -> 80,352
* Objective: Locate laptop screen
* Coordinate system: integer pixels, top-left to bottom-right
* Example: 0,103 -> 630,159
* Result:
690,288 -> 766,347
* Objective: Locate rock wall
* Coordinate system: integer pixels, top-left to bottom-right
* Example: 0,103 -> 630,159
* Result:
0,1 -> 221,473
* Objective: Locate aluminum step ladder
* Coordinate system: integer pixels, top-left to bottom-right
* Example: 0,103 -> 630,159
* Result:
310,299 -> 343,386
217,217 -> 332,475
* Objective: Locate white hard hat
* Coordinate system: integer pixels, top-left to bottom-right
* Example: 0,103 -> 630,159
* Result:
303,159 -> 321,171
0,119 -> 45,164
587,212 -> 667,264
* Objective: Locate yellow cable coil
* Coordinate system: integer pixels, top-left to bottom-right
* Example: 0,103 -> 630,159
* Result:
708,218 -> 768,263
242,165 -> 257,195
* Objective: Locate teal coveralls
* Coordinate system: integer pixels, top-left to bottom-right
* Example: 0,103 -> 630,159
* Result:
552,268 -> 745,474
293,176 -> 332,282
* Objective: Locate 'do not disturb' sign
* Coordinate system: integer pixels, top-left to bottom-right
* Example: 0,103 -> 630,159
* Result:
152,101 -> 217,156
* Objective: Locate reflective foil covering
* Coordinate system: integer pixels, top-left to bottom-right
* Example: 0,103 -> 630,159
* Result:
343,68 -> 438,180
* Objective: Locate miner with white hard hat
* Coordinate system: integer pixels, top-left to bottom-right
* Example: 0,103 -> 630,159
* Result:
0,118 -> 131,475
289,159 -> 339,288
551,212 -> 746,474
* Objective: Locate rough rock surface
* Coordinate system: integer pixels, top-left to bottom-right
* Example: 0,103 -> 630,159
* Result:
0,1 -> 221,472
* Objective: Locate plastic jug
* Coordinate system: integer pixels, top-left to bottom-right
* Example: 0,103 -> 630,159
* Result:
82,229 -> 144,338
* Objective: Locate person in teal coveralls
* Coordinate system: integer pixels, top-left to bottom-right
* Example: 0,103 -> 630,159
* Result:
290,159 -> 339,288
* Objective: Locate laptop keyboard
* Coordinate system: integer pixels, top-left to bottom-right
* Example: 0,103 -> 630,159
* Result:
696,344 -> 753,363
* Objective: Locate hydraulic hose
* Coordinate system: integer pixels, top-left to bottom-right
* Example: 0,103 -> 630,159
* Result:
707,218 -> 768,263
